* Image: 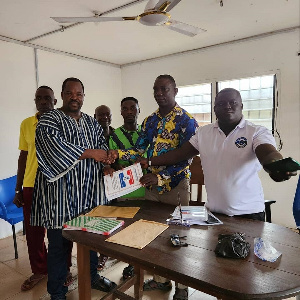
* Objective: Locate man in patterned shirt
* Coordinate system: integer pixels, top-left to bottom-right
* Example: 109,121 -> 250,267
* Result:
108,74 -> 198,300
31,78 -> 116,300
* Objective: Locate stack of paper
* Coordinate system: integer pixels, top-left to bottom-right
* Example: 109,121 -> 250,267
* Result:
171,206 -> 222,225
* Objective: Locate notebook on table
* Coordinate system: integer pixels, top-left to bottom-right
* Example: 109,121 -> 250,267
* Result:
63,216 -> 124,235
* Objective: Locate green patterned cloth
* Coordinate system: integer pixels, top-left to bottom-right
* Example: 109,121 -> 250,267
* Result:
109,125 -> 146,198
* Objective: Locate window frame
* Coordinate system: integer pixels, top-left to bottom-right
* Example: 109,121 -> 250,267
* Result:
176,73 -> 278,136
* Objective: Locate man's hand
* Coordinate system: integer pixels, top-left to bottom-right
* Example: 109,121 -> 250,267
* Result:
255,144 -> 299,182
13,192 -> 24,208
140,173 -> 158,186
107,150 -> 119,164
92,149 -> 108,162
79,149 -> 108,162
268,171 -> 297,182
136,157 -> 149,169
103,165 -> 116,176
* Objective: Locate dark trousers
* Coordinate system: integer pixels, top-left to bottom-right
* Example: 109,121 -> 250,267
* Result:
24,188 -> 73,276
234,211 -> 265,221
47,229 -> 98,300
23,187 -> 47,275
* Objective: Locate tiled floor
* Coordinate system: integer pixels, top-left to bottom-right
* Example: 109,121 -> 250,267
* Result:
0,230 -> 297,300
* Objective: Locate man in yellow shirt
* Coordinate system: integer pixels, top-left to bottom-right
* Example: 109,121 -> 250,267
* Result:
13,86 -> 60,291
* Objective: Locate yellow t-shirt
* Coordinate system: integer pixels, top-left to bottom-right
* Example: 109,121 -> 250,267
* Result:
19,114 -> 38,188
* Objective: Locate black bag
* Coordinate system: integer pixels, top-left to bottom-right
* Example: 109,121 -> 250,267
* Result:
214,233 -> 250,259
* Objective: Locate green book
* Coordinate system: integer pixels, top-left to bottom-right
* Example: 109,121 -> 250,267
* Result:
63,216 -> 124,236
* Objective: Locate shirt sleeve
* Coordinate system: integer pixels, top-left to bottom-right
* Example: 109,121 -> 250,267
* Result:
35,114 -> 85,181
189,126 -> 201,151
18,120 -> 28,151
252,125 -> 277,151
157,160 -> 190,181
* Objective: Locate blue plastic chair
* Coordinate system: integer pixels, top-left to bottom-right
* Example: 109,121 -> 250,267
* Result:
0,175 -> 24,259
293,175 -> 300,233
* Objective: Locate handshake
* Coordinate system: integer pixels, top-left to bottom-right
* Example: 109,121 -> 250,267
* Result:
87,149 -> 118,164
88,149 -> 149,169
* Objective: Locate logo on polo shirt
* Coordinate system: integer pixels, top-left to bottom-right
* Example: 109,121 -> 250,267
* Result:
235,137 -> 247,148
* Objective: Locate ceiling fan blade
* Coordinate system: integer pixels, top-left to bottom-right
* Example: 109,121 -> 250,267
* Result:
154,0 -> 182,12
51,16 -> 136,23
164,19 -> 206,37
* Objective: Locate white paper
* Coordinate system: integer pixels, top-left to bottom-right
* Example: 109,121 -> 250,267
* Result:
170,206 -> 223,225
104,163 -> 143,201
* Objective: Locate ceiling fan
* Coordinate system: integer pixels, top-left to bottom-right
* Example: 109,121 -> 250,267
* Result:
51,0 -> 206,37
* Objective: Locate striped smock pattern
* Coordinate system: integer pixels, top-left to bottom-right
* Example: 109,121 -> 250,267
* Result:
31,109 -> 108,229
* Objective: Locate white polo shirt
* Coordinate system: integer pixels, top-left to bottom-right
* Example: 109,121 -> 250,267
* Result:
189,117 -> 276,216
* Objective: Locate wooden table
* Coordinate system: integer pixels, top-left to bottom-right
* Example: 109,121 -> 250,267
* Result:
63,200 -> 300,300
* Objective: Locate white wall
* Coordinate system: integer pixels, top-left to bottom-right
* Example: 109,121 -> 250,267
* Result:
0,42 -> 122,238
121,29 -> 300,228
0,41 -> 37,238
0,41 -> 37,180
37,50 -> 122,125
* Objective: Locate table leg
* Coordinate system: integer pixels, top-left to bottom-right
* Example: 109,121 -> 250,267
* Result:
77,243 -> 91,300
133,265 -> 144,300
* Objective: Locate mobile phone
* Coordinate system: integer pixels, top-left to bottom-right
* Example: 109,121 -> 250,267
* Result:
263,157 -> 300,173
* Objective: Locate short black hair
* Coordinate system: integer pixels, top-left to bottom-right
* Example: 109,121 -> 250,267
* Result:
155,74 -> 176,87
215,88 -> 242,102
37,85 -> 53,92
121,97 -> 139,106
62,77 -> 84,93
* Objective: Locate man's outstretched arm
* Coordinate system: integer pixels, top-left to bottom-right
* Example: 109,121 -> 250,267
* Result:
143,141 -> 199,168
255,143 -> 297,182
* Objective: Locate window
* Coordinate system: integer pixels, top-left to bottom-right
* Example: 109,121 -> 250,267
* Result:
176,75 -> 276,132
176,83 -> 212,126
218,75 -> 275,130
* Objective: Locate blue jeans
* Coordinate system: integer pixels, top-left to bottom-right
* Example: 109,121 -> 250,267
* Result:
47,229 -> 98,300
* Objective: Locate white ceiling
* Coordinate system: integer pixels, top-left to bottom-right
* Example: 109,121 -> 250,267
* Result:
0,0 -> 299,66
